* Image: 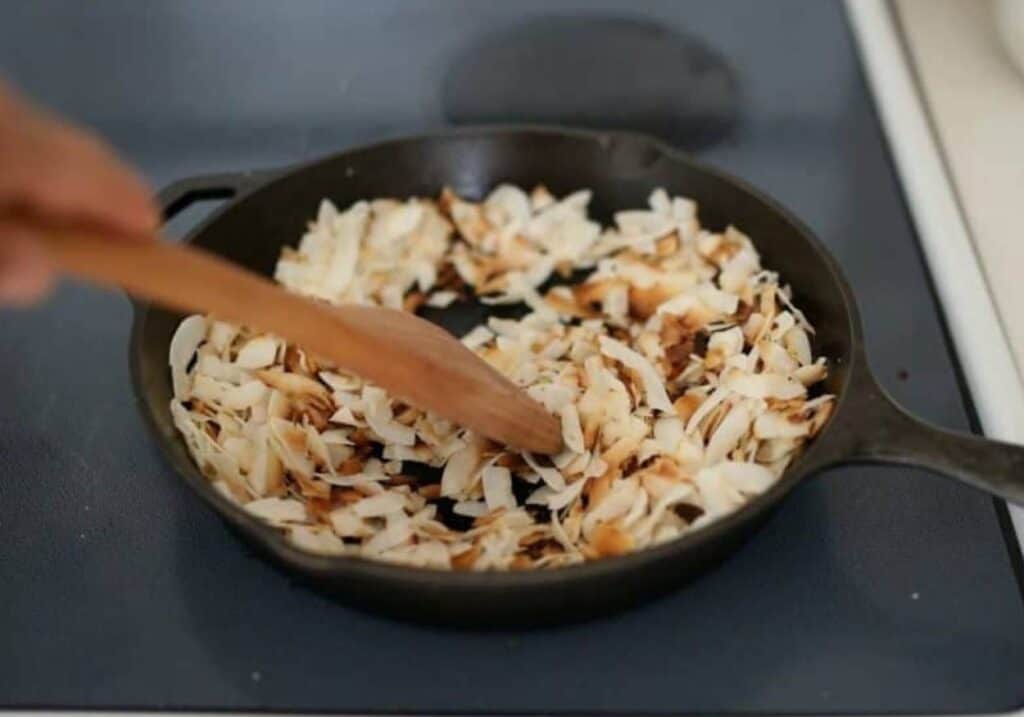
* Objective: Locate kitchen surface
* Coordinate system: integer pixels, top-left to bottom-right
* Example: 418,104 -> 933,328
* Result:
1,1 -> 1023,714
896,0 -> 1024,375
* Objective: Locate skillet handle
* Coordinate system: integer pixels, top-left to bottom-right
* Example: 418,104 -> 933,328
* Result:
157,168 -> 279,220
131,167 -> 280,320
832,370 -> 1024,505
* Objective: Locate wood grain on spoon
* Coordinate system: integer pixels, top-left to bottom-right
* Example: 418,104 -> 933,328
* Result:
39,231 -> 564,454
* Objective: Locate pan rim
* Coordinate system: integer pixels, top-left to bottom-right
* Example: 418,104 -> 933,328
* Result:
130,124 -> 863,589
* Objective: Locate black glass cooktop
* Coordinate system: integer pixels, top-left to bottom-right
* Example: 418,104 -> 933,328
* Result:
1,1 -> 1021,713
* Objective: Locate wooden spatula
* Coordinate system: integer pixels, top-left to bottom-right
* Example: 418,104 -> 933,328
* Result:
39,231 -> 564,455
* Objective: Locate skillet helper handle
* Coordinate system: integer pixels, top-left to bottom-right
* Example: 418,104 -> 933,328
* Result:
841,376 -> 1024,505
158,168 -> 278,220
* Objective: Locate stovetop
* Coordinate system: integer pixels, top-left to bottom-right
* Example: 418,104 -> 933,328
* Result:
1,1 -> 1022,713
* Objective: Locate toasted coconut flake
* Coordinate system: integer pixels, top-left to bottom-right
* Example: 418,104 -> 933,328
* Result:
222,436 -> 254,473
353,491 -> 407,518
290,525 -> 347,555
461,325 -> 494,350
384,540 -> 452,569
754,411 -> 810,439
207,321 -> 238,354
708,327 -> 744,360
247,430 -> 284,496
482,466 -> 516,511
598,336 -> 673,412
528,383 -> 576,414
698,284 -> 739,315
363,516 -> 413,556
694,468 -> 742,517
170,184 -> 833,569
235,336 -> 280,369
655,293 -> 697,317
324,202 -> 369,298
685,386 -> 729,435
223,380 -> 268,411
530,185 -> 555,211
705,402 -> 754,465
614,210 -> 674,243
808,398 -> 835,436
426,290 -> 458,308
169,315 -> 207,399
523,451 -> 567,491
362,386 -> 416,446
189,374 -> 228,406
760,340 -> 799,374
590,522 -> 635,557
196,355 -> 245,384
725,371 -> 806,400
245,497 -> 306,525
757,437 -> 800,462
485,184 -> 532,229
720,461 -> 776,493
793,359 -> 828,386
532,476 -> 589,511
256,369 -> 331,406
583,477 -> 638,536
441,438 -> 483,496
170,315 -> 206,370
784,326 -> 813,365
329,507 -> 371,537
559,404 -> 585,454
454,500 -> 489,518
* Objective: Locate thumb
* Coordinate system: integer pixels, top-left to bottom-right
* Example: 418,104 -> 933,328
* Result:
0,225 -> 54,306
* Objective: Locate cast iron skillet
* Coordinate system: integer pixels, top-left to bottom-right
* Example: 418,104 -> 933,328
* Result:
131,127 -> 1024,626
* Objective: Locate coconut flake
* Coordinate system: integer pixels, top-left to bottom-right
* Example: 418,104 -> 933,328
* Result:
441,439 -> 483,496
725,371 -> 806,400
461,325 -> 494,350
482,466 -> 516,511
235,336 -> 280,369
245,497 -> 306,525
362,386 -> 416,446
353,491 -> 407,518
784,326 -> 813,365
453,500 -> 489,518
321,201 -> 368,299
363,516 -> 413,555
290,525 -> 347,555
523,452 -> 567,491
754,412 -> 810,439
704,402 -> 754,465
426,290 -> 458,308
560,404 -> 585,454
169,315 -> 207,398
223,380 -> 268,411
598,336 -> 674,412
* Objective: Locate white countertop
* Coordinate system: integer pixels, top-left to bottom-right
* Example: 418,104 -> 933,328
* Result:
897,0 -> 1024,375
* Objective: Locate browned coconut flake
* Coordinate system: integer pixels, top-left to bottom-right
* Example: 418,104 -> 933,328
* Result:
169,185 -> 835,569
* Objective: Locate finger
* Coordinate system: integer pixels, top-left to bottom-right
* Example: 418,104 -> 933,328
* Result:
0,99 -> 159,238
45,123 -> 160,235
0,229 -> 54,306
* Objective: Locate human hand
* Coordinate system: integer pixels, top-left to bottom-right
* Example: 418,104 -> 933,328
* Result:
0,79 -> 158,305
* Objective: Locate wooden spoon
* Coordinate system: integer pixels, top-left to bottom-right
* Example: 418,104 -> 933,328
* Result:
40,231 -> 564,454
